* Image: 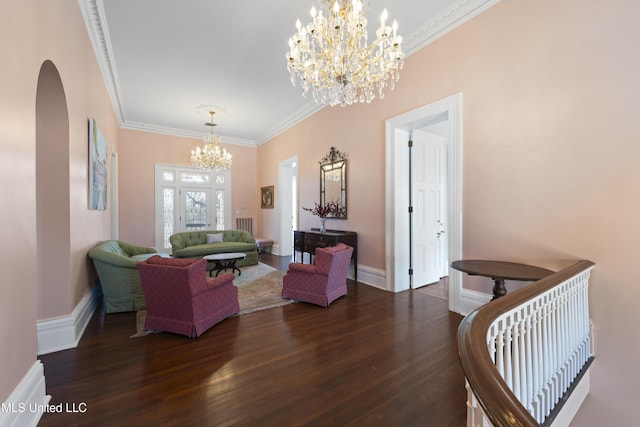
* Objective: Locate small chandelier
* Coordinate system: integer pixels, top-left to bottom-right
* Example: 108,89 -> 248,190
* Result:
191,111 -> 232,171
286,0 -> 404,107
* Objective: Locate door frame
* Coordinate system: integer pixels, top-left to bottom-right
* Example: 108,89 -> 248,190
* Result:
111,151 -> 119,240
278,156 -> 298,256
385,93 -> 463,313
154,164 -> 231,252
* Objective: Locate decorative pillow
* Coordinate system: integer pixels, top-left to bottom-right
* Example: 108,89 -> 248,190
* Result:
207,233 -> 224,243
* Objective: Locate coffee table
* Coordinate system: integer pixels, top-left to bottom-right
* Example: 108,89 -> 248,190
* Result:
451,260 -> 554,300
203,253 -> 246,277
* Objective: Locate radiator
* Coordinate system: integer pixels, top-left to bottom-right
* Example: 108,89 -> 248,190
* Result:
236,217 -> 253,236
237,217 -> 273,252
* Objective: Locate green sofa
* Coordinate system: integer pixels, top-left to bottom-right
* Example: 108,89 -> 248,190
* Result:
88,240 -> 158,313
169,230 -> 258,267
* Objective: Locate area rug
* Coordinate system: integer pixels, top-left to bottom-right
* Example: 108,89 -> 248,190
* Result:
234,263 -> 289,315
131,263 -> 291,338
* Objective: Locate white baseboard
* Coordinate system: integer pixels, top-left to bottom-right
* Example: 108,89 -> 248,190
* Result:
354,264 -> 386,290
0,361 -> 50,427
37,284 -> 100,355
459,288 -> 492,316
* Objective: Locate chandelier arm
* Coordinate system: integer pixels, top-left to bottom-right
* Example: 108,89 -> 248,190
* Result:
301,33 -> 336,85
310,17 -> 362,83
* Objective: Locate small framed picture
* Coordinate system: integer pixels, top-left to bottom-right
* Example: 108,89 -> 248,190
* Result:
261,185 -> 274,209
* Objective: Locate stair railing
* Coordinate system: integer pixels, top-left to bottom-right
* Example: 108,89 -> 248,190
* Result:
457,260 -> 595,427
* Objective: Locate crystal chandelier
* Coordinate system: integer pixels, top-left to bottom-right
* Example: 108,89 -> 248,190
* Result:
191,111 -> 232,171
286,0 -> 404,107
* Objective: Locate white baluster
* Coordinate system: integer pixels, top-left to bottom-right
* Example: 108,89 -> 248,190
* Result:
477,266 -> 594,425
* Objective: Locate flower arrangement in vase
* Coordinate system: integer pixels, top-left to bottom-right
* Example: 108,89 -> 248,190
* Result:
303,200 -> 340,232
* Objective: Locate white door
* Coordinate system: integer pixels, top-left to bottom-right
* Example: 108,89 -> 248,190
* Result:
279,157 -> 298,256
411,130 -> 447,288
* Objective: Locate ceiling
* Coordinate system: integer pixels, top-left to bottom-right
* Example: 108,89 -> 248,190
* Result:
80,0 -> 496,146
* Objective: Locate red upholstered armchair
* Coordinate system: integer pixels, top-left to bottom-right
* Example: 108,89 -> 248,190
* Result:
282,243 -> 354,307
137,256 -> 239,338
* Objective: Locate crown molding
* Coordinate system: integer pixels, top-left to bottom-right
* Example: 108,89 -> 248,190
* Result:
78,0 -> 126,123
119,121 -> 256,147
80,0 -> 500,148
79,0 -> 255,147
403,0 -> 502,55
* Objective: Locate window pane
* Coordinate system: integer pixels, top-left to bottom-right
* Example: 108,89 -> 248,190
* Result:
163,188 -> 174,249
181,172 -> 210,184
185,191 -> 208,229
216,190 -> 225,230
162,171 -> 175,182
215,174 -> 225,185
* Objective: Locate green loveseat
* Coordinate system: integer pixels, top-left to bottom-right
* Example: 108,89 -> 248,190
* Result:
169,230 -> 258,267
88,240 -> 158,313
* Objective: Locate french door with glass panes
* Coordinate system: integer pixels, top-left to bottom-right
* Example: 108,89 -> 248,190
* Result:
155,164 -> 231,252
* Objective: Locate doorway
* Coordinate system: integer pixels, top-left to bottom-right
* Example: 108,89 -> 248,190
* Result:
36,60 -> 71,320
154,164 -> 231,252
385,93 -> 463,313
278,157 -> 298,256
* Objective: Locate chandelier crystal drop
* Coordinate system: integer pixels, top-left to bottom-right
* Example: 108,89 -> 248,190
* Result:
191,111 -> 232,171
286,0 -> 404,107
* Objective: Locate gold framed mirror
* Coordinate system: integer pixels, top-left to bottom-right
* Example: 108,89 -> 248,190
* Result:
320,147 -> 347,219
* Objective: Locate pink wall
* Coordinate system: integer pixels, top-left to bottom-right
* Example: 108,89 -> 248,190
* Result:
258,104 -> 388,267
118,129 -> 258,247
2,0 -> 639,424
1,0 -> 118,402
0,0 -> 39,404
258,0 -> 640,425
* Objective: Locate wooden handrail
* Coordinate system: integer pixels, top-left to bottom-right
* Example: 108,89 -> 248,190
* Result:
457,260 -> 595,427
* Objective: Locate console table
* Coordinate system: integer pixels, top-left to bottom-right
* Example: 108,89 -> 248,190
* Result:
293,229 -> 358,281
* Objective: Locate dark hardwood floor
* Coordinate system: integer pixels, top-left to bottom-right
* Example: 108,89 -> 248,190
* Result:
39,254 -> 466,427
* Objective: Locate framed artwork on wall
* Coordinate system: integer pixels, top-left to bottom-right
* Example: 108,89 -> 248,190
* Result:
261,185 -> 274,209
89,117 -> 108,210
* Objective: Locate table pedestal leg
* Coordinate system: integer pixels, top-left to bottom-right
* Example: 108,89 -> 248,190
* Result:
210,260 -> 241,277
491,278 -> 507,300
229,261 -> 241,276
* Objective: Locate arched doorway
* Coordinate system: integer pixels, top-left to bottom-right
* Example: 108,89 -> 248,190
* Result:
36,60 -> 71,320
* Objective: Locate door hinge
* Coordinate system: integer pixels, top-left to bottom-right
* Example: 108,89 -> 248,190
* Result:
408,206 -> 413,213
408,139 -> 413,148
408,268 -> 413,276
